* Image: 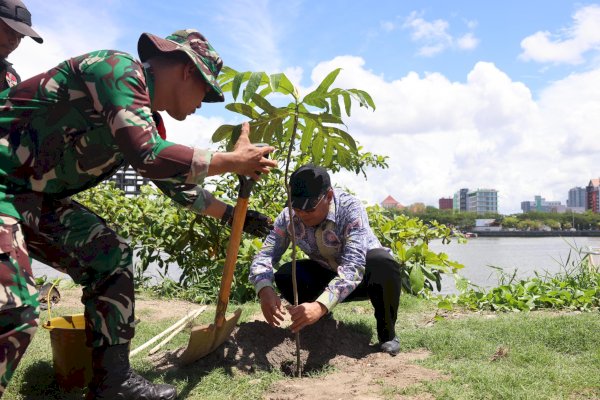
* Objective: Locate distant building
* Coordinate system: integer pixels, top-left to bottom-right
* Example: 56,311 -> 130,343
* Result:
586,179 -> 600,213
381,195 -> 404,210
473,218 -> 501,232
567,187 -> 586,208
467,189 -> 498,214
438,197 -> 453,210
452,188 -> 469,212
521,195 -> 564,213
107,165 -> 150,196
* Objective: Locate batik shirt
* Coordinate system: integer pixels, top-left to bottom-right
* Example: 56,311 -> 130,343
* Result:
249,189 -> 388,310
0,50 -> 213,222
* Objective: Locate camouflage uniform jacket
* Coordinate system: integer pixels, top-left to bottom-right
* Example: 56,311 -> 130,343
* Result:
0,50 -> 213,222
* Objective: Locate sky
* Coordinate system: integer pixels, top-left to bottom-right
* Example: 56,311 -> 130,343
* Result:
10,0 -> 600,214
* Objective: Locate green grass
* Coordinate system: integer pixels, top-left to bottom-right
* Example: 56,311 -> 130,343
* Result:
3,294 -> 599,399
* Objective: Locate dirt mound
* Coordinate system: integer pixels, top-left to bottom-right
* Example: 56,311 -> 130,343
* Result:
151,316 -> 445,399
153,317 -> 374,374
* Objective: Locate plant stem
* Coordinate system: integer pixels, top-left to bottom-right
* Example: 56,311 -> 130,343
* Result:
283,106 -> 302,377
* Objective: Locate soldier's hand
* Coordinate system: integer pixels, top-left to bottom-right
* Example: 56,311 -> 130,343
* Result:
231,122 -> 277,180
243,209 -> 273,237
220,206 -> 272,237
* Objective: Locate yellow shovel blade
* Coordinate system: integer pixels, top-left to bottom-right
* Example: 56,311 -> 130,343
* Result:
179,308 -> 242,365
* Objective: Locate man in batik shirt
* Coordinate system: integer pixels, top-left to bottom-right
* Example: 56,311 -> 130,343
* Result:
0,0 -> 43,92
249,164 -> 402,356
0,29 -> 276,399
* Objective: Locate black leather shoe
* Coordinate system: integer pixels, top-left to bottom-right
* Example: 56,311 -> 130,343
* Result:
87,370 -> 177,400
380,337 -> 400,356
86,343 -> 177,400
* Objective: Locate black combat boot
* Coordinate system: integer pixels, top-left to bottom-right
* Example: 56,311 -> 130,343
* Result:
85,343 -> 177,400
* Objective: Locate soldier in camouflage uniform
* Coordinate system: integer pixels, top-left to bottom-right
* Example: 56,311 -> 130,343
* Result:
0,29 -> 276,400
0,0 -> 43,92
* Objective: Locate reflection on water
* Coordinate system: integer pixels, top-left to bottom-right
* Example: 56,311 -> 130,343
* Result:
429,236 -> 600,294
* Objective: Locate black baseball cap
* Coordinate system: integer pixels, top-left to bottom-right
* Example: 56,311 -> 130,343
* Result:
289,164 -> 331,210
0,0 -> 43,43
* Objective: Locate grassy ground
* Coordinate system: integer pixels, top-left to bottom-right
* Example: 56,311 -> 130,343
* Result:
4,292 -> 599,400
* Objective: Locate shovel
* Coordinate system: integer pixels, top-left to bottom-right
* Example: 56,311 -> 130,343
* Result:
179,173 -> 259,364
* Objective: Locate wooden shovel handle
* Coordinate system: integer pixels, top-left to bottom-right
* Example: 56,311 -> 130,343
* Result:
214,194 -> 250,328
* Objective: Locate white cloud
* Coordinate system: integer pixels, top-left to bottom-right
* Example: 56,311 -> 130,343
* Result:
520,4 -> 600,65
305,56 -> 600,214
402,11 -> 479,57
457,33 -> 479,50
161,113 -> 228,150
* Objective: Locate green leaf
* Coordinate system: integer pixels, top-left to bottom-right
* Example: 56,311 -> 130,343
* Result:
323,139 -> 334,166
211,124 -> 235,143
302,93 -> 329,109
226,124 -> 242,151
330,95 -> 341,117
243,72 -> 266,103
437,300 -> 453,311
232,72 -> 249,101
318,113 -> 344,124
248,120 -> 266,143
300,119 -> 316,153
270,73 -> 296,97
316,68 -> 342,94
251,93 -> 276,114
342,92 -> 352,116
225,103 -> 261,119
324,126 -> 357,151
409,266 -> 425,293
311,131 -> 324,163
262,117 -> 282,144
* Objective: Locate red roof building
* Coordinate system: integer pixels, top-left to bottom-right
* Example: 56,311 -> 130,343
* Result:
381,195 -> 404,210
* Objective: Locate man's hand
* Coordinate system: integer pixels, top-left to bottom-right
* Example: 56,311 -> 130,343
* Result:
231,122 -> 277,180
287,301 -> 328,333
259,287 -> 285,327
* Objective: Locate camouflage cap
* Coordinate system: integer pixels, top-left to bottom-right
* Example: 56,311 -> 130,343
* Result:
138,29 -> 224,103
0,0 -> 43,43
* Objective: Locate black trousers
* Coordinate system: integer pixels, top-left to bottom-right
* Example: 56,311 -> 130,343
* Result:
274,248 -> 401,342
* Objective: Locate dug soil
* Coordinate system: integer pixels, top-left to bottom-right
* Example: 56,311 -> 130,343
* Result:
152,314 -> 444,399
57,288 -> 444,398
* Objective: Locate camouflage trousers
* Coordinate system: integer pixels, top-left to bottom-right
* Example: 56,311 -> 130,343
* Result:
0,198 -> 135,396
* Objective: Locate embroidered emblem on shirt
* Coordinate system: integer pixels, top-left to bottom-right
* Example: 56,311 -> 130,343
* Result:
5,72 -> 17,88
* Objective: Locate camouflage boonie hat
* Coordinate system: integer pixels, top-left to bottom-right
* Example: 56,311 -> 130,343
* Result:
138,29 -> 224,103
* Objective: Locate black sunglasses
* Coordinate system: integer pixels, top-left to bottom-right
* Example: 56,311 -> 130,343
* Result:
293,194 -> 326,213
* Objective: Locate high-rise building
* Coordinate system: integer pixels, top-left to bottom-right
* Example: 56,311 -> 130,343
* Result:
586,179 -> 600,213
467,189 -> 498,214
521,195 -> 563,213
107,165 -> 150,196
453,188 -> 469,212
567,187 -> 586,208
438,197 -> 453,210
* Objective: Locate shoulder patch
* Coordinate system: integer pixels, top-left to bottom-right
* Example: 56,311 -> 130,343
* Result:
5,71 -> 18,87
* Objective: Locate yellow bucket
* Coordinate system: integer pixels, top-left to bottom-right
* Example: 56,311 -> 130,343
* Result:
43,313 -> 92,390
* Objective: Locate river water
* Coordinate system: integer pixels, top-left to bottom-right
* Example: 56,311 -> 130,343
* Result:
33,236 -> 600,295
429,236 -> 600,294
